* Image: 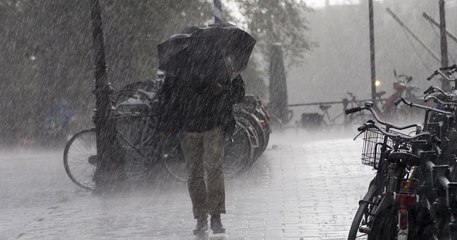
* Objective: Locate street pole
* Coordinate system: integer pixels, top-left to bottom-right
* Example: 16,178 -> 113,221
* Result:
90,0 -> 124,189
368,0 -> 376,101
439,0 -> 450,90
213,0 -> 223,24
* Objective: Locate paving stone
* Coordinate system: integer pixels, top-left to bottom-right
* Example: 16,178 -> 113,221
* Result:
0,131 -> 374,239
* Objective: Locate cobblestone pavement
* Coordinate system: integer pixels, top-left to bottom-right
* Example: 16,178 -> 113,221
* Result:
0,130 -> 374,240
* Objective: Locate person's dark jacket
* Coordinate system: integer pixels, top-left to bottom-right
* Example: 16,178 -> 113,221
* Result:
156,74 -> 245,135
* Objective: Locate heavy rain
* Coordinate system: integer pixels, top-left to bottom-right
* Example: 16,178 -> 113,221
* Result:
1,0 -> 457,239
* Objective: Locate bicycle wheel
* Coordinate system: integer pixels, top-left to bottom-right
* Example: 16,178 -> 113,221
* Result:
161,135 -> 187,182
115,115 -> 158,180
224,120 -> 255,176
239,111 -> 269,159
348,183 -> 377,240
234,114 -> 262,165
368,206 -> 397,240
368,201 -> 435,240
63,129 -> 97,190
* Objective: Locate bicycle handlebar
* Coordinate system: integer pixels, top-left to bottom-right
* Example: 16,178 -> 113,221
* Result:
394,97 -> 452,116
424,86 -> 435,95
424,86 -> 447,95
398,74 -> 413,83
439,64 -> 457,71
344,107 -> 363,114
345,101 -> 420,130
393,97 -> 405,107
423,86 -> 456,100
359,122 -> 431,142
427,71 -> 437,81
427,70 -> 456,82
425,95 -> 457,107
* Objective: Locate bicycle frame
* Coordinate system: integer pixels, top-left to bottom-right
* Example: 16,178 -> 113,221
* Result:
389,97 -> 457,239
424,66 -> 457,239
424,159 -> 457,240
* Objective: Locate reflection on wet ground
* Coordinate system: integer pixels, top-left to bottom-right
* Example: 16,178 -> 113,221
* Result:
0,129 -> 373,239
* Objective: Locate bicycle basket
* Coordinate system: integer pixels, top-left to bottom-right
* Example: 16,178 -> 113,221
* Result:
361,128 -> 409,167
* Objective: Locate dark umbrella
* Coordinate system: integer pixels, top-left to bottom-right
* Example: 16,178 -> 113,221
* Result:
158,23 -> 256,83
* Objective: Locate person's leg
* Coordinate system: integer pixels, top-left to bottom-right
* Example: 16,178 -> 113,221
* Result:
202,127 -> 226,233
179,132 -> 207,219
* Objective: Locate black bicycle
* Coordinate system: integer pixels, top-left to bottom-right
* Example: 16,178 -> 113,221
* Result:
347,65 -> 457,240
346,102 -> 445,240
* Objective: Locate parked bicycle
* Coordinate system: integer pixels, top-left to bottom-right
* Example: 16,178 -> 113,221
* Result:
343,92 -> 370,128
63,80 -> 271,190
382,70 -> 423,122
347,65 -> 457,240
346,96 -> 456,238
295,92 -> 365,129
296,104 -> 335,129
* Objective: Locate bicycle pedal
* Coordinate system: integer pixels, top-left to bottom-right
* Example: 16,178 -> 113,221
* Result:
359,226 -> 371,234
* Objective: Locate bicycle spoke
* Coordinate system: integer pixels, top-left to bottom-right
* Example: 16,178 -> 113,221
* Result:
64,129 -> 97,190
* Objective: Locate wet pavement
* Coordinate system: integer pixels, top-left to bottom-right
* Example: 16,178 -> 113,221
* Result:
0,130 -> 374,240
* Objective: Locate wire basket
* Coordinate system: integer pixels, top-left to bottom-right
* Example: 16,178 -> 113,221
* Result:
361,128 -> 412,168
361,128 -> 384,167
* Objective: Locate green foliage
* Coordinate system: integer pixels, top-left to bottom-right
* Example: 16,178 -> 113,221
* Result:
0,0 -> 213,143
100,0 -> 212,86
241,58 -> 267,99
233,0 -> 313,65
227,0 -> 313,100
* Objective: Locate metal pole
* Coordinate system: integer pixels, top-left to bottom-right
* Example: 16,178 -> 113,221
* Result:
213,0 -> 223,24
386,8 -> 441,63
90,0 -> 124,189
440,0 -> 450,90
423,12 -> 457,44
369,0 -> 376,101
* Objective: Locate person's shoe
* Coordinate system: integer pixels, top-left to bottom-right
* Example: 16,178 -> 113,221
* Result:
193,215 -> 208,236
210,214 -> 226,234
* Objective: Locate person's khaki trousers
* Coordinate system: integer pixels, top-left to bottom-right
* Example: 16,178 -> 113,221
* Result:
179,127 -> 226,218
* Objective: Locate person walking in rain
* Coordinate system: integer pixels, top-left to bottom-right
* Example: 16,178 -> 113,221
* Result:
156,24 -> 255,236
157,73 -> 245,235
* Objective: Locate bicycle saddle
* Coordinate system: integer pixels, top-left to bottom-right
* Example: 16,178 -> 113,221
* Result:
319,104 -> 331,111
387,151 -> 420,165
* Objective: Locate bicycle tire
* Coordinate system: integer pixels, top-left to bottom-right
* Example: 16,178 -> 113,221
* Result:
348,183 -> 377,240
368,200 -> 435,240
223,120 -> 255,175
249,114 -> 270,158
235,114 -> 263,164
63,128 -> 97,191
161,136 -> 187,182
368,206 -> 397,240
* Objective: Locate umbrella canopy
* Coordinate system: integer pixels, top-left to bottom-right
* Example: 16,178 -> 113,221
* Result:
158,23 -> 256,84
